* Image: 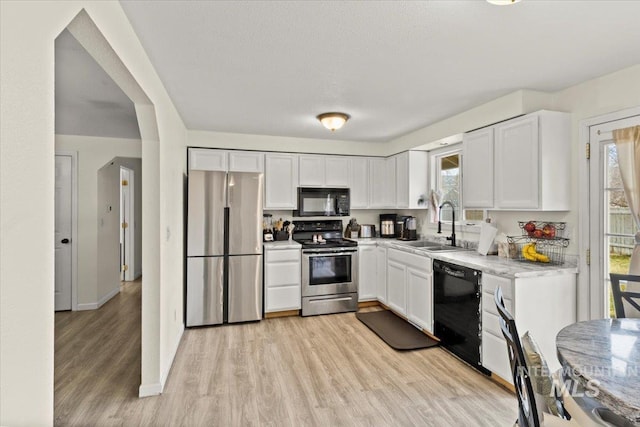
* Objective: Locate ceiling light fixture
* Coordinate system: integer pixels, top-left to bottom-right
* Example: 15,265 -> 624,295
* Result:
317,112 -> 350,131
487,0 -> 521,5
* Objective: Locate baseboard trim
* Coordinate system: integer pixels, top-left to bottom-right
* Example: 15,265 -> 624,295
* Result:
97,286 -> 120,309
358,300 -> 380,308
265,309 -> 300,318
138,382 -> 162,398
76,302 -> 98,311
160,324 -> 185,391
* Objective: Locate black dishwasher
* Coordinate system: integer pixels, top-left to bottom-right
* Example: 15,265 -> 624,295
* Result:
433,259 -> 488,374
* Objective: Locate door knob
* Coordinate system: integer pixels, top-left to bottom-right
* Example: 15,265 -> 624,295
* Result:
61,238 -> 70,244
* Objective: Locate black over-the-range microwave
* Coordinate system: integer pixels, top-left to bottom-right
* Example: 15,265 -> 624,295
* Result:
294,187 -> 350,217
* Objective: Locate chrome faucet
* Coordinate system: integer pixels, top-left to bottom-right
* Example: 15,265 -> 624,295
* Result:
437,201 -> 456,247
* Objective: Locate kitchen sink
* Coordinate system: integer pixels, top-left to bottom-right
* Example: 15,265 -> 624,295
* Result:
422,245 -> 464,252
402,240 -> 442,248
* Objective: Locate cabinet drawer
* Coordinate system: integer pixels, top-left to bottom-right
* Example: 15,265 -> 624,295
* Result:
482,274 -> 513,299
387,249 -> 431,272
265,249 -> 300,263
265,262 -> 300,287
482,306 -> 511,338
482,293 -> 512,317
482,331 -> 512,384
266,286 -> 301,312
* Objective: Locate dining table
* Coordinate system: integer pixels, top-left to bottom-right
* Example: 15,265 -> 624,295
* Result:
556,318 -> 640,425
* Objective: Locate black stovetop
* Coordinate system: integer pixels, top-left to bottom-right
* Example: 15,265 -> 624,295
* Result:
292,220 -> 358,249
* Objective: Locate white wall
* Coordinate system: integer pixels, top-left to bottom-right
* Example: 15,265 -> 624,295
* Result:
96,156 -> 143,307
188,130 -> 388,157
56,135 -> 141,307
0,2 -> 187,425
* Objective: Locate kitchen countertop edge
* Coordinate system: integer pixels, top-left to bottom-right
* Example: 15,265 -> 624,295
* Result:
263,241 -> 302,250
379,240 -> 578,279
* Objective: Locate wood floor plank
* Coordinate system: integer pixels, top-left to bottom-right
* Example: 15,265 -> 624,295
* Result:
55,281 -> 517,426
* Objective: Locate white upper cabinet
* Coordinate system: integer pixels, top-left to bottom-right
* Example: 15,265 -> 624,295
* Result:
369,157 -> 396,208
299,155 -> 349,187
325,156 -> 350,187
349,157 -> 370,209
264,153 -> 299,209
495,115 -> 540,209
462,128 -> 494,209
188,148 -> 263,173
298,155 -> 325,186
228,151 -> 264,173
395,151 -> 428,209
462,110 -> 570,211
188,148 -> 228,171
494,111 -> 570,210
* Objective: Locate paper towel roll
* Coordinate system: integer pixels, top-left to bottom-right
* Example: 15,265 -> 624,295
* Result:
477,222 -> 498,256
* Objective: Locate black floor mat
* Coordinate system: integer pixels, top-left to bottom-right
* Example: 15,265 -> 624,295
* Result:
356,310 -> 439,351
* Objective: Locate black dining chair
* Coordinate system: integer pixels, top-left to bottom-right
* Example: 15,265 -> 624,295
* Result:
494,287 -> 542,427
609,274 -> 640,318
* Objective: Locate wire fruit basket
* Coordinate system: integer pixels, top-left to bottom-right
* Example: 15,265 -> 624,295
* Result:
507,221 -> 569,265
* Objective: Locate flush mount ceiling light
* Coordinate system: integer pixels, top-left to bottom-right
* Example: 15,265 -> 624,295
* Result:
317,112 -> 350,131
487,0 -> 521,4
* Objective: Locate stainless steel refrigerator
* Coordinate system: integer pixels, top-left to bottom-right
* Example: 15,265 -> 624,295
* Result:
186,170 -> 263,327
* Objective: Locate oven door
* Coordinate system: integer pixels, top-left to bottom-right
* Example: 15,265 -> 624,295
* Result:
302,249 -> 358,297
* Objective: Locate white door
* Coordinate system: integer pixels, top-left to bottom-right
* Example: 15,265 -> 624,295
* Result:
120,167 -> 135,281
55,155 -> 73,311
588,114 -> 640,319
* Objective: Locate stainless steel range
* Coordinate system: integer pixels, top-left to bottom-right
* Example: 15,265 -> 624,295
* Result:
293,220 -> 358,316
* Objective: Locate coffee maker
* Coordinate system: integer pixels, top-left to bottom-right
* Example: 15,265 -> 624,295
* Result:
379,214 -> 397,238
399,216 -> 417,240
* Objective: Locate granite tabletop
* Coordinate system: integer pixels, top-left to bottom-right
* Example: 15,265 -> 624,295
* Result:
556,319 -> 640,425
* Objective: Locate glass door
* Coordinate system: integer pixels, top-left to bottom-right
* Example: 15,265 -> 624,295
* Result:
589,115 -> 640,318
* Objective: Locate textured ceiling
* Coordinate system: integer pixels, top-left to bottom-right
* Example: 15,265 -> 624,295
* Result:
59,1 -> 640,143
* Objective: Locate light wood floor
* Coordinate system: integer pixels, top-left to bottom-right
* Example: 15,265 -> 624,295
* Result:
55,281 -> 517,426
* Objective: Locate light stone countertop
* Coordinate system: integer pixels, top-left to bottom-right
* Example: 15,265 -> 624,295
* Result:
556,319 -> 640,425
377,239 -> 578,279
263,241 -> 301,250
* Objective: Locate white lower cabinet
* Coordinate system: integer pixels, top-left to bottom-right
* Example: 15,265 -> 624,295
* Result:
481,272 -> 576,383
386,259 -> 407,316
386,248 -> 432,330
406,262 -> 433,333
375,246 -> 387,304
264,245 -> 301,313
358,244 -> 377,301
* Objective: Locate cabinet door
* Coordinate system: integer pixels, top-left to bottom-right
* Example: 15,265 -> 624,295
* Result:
386,259 -> 406,316
370,158 -> 396,208
395,152 -> 410,208
325,156 -> 350,187
299,155 -> 325,187
349,157 -> 369,209
228,151 -> 264,173
358,245 -> 377,301
376,247 -> 387,303
189,148 -> 228,171
463,128 -> 494,208
265,154 -> 299,209
407,267 -> 432,333
495,115 -> 539,209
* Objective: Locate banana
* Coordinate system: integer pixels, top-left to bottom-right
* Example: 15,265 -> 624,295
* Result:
522,243 -> 538,262
521,243 -> 550,263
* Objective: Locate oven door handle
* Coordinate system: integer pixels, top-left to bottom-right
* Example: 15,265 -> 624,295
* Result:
303,249 -> 357,256
308,296 -> 353,303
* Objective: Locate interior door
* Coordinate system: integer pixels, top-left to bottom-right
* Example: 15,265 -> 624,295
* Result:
588,114 -> 640,319
55,155 -> 73,311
